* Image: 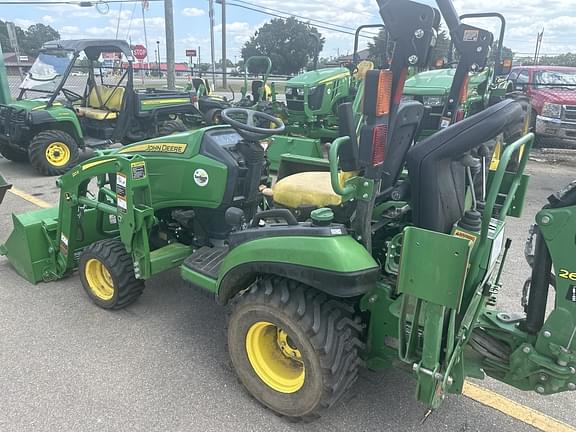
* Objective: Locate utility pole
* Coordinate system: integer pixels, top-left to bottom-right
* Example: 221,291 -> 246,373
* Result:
164,0 -> 176,89
209,0 -> 216,88
221,0 -> 227,88
0,43 -> 12,104
533,28 -> 544,65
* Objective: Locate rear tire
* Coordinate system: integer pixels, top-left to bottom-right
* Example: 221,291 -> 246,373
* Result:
228,276 -> 363,421
28,130 -> 79,176
0,143 -> 28,162
159,119 -> 186,136
79,239 -> 145,310
204,108 -> 222,125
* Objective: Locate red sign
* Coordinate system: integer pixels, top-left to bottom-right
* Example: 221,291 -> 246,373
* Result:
186,49 -> 197,57
133,45 -> 148,60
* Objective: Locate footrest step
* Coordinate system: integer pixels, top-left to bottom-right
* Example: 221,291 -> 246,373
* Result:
183,246 -> 229,279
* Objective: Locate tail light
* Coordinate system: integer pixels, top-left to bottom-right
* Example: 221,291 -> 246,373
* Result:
459,75 -> 469,105
375,70 -> 392,116
371,124 -> 387,166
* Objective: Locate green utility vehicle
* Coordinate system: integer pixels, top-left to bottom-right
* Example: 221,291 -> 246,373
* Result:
1,0 -> 575,422
403,12 -> 513,139
0,40 -> 203,175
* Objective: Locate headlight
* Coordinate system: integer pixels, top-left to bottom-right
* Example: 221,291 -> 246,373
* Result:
296,88 -> 305,96
542,102 -> 561,118
422,95 -> 445,106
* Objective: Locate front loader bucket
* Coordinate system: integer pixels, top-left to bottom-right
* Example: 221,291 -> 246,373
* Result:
0,173 -> 12,205
0,207 -> 59,284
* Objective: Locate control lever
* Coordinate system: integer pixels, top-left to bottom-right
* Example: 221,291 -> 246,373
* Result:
477,144 -> 492,202
460,153 -> 481,211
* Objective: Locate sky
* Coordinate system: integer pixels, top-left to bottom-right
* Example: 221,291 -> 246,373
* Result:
1,0 -> 575,64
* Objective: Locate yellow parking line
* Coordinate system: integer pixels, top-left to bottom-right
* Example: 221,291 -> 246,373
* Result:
8,187 -> 52,209
463,381 -> 576,432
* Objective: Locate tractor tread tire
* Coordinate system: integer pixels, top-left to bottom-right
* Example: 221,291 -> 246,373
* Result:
159,120 -> 187,136
79,239 -> 145,310
28,130 -> 79,176
0,143 -> 28,162
228,276 -> 363,422
204,108 -> 222,126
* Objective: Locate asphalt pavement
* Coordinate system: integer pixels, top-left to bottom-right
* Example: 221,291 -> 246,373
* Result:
0,151 -> 574,431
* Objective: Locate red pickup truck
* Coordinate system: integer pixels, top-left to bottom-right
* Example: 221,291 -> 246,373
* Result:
508,65 -> 576,145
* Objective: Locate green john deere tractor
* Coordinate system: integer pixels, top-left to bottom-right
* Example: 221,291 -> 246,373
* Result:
189,56 -> 275,125
0,39 -> 203,176
403,12 -> 514,140
1,0 -> 575,422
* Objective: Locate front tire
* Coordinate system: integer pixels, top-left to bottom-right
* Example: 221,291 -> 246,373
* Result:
228,276 -> 363,421
204,108 -> 222,125
79,239 -> 145,310
28,130 -> 79,176
0,143 -> 28,162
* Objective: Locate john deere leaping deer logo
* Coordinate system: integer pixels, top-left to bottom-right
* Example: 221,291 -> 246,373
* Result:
193,169 -> 209,187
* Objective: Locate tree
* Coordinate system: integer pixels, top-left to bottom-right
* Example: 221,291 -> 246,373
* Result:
216,58 -> 234,69
241,17 -> 324,75
21,24 -> 60,57
368,28 -> 393,67
0,21 -> 59,57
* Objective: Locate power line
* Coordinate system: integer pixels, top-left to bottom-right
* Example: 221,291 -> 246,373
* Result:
224,1 -> 381,40
0,0 -> 163,4
232,0 -> 377,35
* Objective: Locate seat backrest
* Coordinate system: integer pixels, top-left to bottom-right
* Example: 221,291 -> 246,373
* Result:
88,85 -> 125,111
252,80 -> 264,101
406,99 -> 523,233
380,101 -> 424,192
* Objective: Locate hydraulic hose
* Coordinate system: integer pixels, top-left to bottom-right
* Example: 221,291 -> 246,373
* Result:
524,228 -> 552,334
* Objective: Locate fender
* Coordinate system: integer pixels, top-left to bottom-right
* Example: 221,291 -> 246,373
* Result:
216,234 -> 379,303
30,107 -> 84,142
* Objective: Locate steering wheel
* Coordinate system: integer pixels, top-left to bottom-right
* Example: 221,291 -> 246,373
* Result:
62,88 -> 83,103
220,108 -> 285,141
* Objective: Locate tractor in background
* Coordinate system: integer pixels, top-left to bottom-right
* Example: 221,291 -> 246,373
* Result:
188,56 -> 275,126
403,12 -> 514,139
1,0 -> 575,423
0,39 -> 204,176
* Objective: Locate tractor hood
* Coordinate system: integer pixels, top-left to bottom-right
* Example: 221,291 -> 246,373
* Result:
6,99 -> 53,111
532,87 -> 576,105
286,67 -> 350,88
404,68 -> 490,96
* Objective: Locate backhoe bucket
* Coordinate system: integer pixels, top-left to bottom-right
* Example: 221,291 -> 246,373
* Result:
0,207 -> 59,284
0,173 -> 11,204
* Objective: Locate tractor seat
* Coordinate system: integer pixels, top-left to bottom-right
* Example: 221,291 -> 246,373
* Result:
273,171 -> 356,208
407,99 -> 523,234
76,85 -> 125,120
273,101 -> 424,211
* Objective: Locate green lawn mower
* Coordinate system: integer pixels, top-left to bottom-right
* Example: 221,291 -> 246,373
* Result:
0,39 -> 204,176
188,56 -> 275,126
1,0 -> 575,423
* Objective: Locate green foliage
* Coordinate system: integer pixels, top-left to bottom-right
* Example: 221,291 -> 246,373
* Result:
532,53 -> 576,67
368,28 -> 392,67
241,17 -> 324,75
0,20 -> 60,57
197,63 -> 211,73
216,58 -> 234,68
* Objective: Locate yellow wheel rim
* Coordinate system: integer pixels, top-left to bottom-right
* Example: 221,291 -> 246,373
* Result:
84,258 -> 115,301
45,142 -> 71,167
246,321 -> 305,393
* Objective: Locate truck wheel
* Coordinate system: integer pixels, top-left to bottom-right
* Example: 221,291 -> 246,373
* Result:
204,108 -> 222,125
29,130 -> 79,176
159,119 -> 186,135
228,277 -> 363,421
0,143 -> 28,162
79,239 -> 145,310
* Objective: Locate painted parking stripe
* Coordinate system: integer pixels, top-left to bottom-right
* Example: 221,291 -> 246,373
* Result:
6,183 -> 575,432
463,382 -> 576,432
8,187 -> 52,209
